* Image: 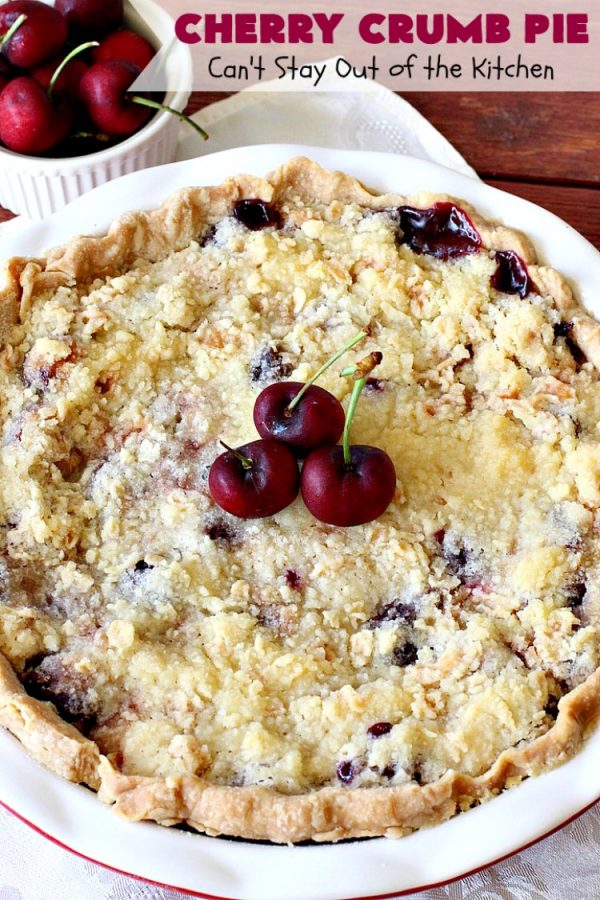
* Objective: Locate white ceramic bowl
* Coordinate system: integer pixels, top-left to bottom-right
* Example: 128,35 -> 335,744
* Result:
0,146 -> 599,900
0,0 -> 192,218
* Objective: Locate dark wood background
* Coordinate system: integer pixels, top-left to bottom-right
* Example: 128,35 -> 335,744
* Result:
1,91 -> 598,248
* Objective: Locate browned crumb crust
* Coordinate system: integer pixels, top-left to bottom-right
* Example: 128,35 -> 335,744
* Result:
0,157 -> 598,843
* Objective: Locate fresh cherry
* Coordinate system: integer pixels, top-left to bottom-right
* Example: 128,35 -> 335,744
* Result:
396,202 -> 482,259
79,59 -> 208,139
253,332 -> 366,454
0,75 -> 73,153
208,439 -> 299,519
0,1 -> 67,68
254,383 -> 344,455
80,59 -> 149,135
55,0 -> 123,37
336,758 -> 364,784
491,250 -> 537,298
300,356 -> 396,526
33,55 -> 88,100
302,444 -> 396,527
93,29 -> 155,70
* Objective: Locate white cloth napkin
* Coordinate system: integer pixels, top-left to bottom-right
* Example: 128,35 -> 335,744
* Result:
175,69 -> 477,179
1,69 -> 598,900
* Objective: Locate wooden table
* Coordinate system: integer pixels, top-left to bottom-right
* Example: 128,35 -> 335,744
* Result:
1,91 -> 598,250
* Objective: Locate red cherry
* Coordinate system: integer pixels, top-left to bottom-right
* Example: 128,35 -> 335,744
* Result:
0,58 -> 11,92
300,444 -> 396,527
55,0 -> 123,37
79,58 -> 208,142
253,331 -> 366,454
93,29 -> 155,70
79,59 -> 150,135
208,439 -> 299,519
0,1 -> 67,69
300,352 -> 396,526
0,76 -> 73,153
0,57 -> 10,75
32,55 -> 87,100
254,382 -> 344,455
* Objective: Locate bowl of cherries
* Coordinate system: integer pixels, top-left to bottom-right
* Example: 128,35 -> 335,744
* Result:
209,332 -> 399,528
0,0 -> 197,218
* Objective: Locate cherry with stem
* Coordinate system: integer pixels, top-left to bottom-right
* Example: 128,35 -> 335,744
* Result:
80,59 -> 208,140
208,438 -> 300,519
47,40 -> 98,100
0,12 -> 27,52
253,330 -> 367,454
0,39 -> 97,154
300,352 -> 397,526
219,440 -> 253,470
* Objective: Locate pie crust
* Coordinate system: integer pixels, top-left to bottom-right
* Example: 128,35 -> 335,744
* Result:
0,157 -> 599,843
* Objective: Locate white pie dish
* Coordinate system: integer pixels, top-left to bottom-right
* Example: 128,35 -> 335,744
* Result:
0,144 -> 598,899
0,0 -> 192,219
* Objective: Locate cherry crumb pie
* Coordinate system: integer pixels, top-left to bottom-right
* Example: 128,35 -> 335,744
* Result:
0,158 -> 599,843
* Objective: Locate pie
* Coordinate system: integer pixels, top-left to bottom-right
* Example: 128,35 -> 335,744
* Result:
0,158 -> 599,843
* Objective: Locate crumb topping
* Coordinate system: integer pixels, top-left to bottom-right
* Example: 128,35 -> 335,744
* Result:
1,196 -> 599,795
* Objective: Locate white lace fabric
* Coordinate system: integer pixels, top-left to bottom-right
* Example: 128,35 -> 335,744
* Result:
0,69 -> 598,900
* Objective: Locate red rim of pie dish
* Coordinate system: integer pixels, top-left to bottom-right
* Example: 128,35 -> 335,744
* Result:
0,794 -> 598,900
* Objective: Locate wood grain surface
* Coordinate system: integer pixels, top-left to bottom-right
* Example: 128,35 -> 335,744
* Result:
0,91 -> 598,249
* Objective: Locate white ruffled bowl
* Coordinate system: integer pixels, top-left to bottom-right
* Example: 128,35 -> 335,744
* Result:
0,0 -> 191,218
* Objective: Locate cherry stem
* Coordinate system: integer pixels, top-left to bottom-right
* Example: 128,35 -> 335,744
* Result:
48,41 -> 99,100
0,13 -> 26,50
342,377 -> 366,468
341,350 -> 383,467
129,95 -> 209,140
286,331 -> 367,414
220,441 -> 253,471
71,131 -> 111,142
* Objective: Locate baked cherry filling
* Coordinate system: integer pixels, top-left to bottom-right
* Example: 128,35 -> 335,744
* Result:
367,721 -> 393,738
553,321 -> 573,339
21,653 -> 97,734
336,758 -> 364,784
393,642 -> 419,667
552,322 -> 586,368
23,342 -> 77,391
250,345 -> 293,385
204,518 -> 238,546
565,574 -> 587,610
491,250 -> 536,298
233,199 -> 282,231
367,598 -> 417,628
284,568 -> 303,590
396,202 -> 482,259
